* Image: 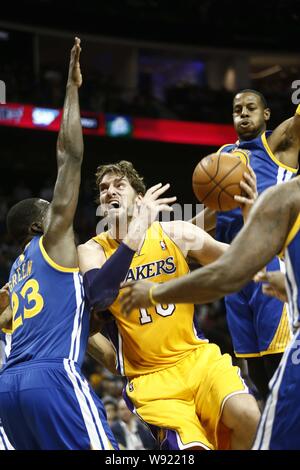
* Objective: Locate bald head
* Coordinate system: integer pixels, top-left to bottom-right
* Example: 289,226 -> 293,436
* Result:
7,198 -> 50,247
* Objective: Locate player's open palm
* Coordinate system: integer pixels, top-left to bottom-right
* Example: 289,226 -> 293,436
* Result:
68,37 -> 82,88
235,165 -> 258,221
129,183 -> 176,236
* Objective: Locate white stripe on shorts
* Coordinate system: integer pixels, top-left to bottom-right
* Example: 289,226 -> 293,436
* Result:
64,359 -> 111,450
0,426 -> 14,450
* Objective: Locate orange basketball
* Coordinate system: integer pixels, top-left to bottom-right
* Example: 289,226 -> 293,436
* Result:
192,152 -> 250,211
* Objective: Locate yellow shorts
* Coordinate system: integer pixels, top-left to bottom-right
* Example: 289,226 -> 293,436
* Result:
125,343 -> 248,450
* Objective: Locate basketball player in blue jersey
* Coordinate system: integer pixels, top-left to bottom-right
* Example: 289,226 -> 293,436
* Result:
192,90 -> 300,401
78,160 -> 261,450
122,175 -> 300,449
0,38 -> 118,450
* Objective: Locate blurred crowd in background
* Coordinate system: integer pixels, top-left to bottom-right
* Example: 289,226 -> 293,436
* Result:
2,55 -> 299,125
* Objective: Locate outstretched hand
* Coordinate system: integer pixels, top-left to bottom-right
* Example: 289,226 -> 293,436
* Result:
67,37 -> 82,88
120,280 -> 155,316
234,165 -> 258,221
125,183 -> 176,251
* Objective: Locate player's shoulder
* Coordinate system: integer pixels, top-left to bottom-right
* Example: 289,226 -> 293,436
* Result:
78,238 -> 104,254
77,238 -> 106,272
160,219 -> 188,235
160,220 -> 205,254
217,143 -> 236,153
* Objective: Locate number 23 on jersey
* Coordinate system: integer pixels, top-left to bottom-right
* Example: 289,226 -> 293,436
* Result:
11,279 -> 44,331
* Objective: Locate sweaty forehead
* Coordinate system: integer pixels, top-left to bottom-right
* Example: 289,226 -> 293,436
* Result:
100,173 -> 128,186
233,93 -> 261,107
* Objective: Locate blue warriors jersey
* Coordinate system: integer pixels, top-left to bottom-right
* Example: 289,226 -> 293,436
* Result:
4,235 -> 89,369
282,213 -> 300,331
216,131 -> 297,243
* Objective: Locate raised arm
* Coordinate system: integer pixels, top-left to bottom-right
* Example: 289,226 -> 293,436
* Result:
267,107 -> 300,169
120,178 -> 300,313
43,37 -> 83,268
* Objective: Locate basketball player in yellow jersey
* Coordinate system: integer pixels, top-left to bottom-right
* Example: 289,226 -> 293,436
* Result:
78,161 -> 260,450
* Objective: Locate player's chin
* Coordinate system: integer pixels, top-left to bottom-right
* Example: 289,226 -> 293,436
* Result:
108,207 -> 127,221
238,127 -> 256,141
106,208 -> 119,218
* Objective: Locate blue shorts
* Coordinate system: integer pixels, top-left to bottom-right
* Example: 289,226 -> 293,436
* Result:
225,257 -> 291,357
0,359 -> 118,450
253,330 -> 300,449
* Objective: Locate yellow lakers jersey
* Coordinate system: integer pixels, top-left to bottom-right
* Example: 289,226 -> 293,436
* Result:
93,222 -> 207,378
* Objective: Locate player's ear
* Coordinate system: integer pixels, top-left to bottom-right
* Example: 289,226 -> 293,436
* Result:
264,108 -> 271,122
30,221 -> 43,235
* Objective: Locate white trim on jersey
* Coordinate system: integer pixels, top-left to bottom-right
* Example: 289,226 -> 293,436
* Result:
284,169 -> 294,182
285,251 -> 300,330
276,167 -> 294,186
63,358 -> 111,450
252,334 -> 295,449
73,275 -> 85,362
0,426 -> 14,450
69,273 -> 85,362
278,257 -> 293,336
276,166 -> 286,185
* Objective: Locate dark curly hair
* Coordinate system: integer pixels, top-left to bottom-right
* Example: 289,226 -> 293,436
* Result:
95,160 -> 146,195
